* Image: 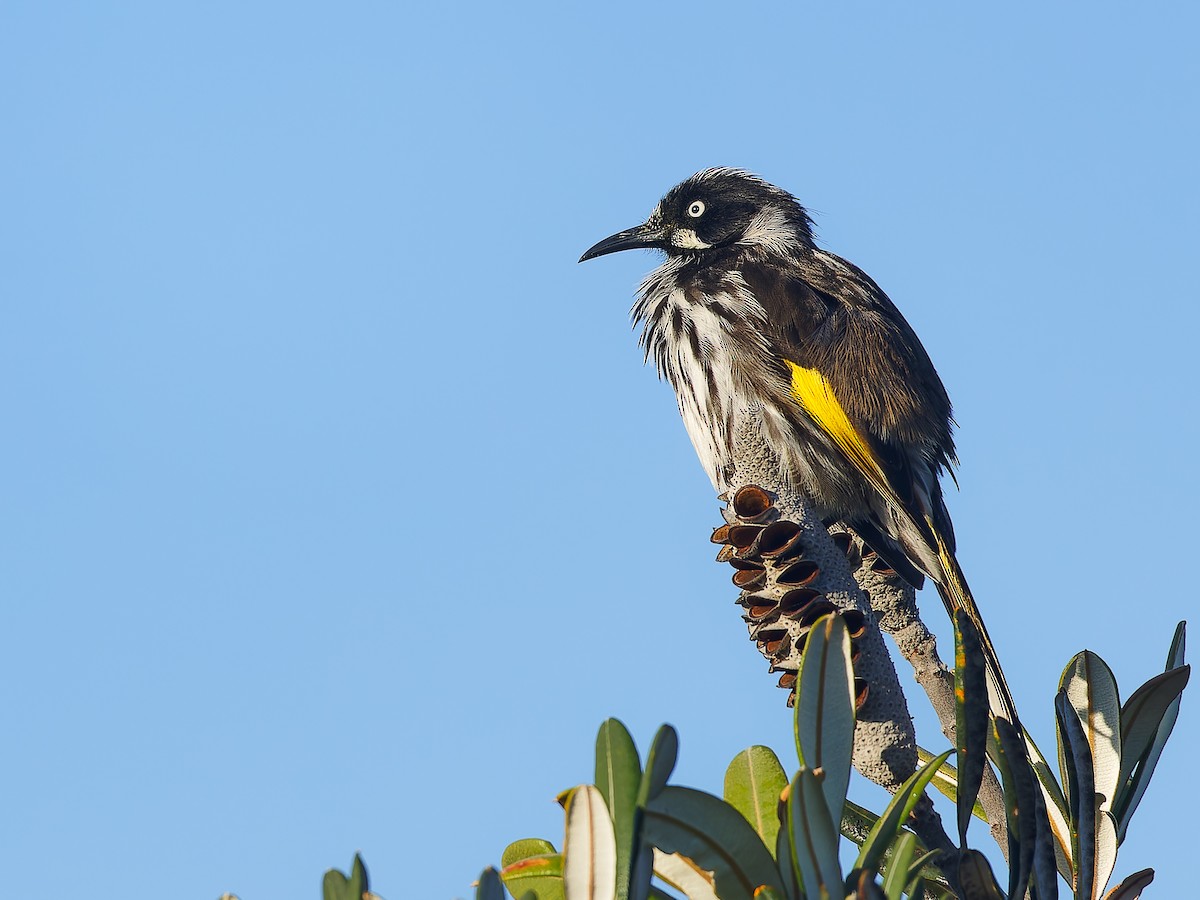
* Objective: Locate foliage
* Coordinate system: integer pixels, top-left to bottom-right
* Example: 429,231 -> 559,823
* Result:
311,618 -> 1186,900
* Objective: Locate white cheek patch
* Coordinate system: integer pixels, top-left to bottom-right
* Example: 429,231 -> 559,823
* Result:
670,228 -> 712,250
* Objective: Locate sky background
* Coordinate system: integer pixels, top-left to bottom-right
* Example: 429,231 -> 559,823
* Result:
3,3 -> 1197,898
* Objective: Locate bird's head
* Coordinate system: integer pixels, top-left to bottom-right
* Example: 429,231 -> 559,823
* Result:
579,168 -> 814,263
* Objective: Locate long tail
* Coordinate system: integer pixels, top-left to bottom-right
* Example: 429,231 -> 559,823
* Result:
929,528 -> 1022,732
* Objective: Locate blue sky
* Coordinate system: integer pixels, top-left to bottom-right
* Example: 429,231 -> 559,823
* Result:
3,3 -> 1197,898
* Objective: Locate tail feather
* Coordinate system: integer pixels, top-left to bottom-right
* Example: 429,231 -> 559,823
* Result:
930,530 -> 1022,731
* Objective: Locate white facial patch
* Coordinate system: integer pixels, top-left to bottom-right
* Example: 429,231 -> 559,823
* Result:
670,228 -> 712,250
737,205 -> 802,255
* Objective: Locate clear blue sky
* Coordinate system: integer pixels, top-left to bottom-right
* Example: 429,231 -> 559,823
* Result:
3,3 -> 1196,898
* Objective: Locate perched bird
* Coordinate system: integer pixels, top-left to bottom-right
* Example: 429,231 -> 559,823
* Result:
580,167 -> 1018,728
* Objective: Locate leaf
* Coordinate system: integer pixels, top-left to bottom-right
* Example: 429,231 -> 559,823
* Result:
880,831 -> 917,900
1029,772 -> 1061,900
1094,809 -> 1118,899
724,746 -> 788,857
595,719 -> 643,900
474,867 -> 506,900
1057,690 -> 1102,900
563,785 -> 617,900
323,854 -> 369,900
1114,662 -> 1189,841
956,850 -> 1005,900
953,609 -> 990,848
652,849 -> 718,900
914,747 -> 987,822
1059,651 -> 1122,811
1024,729 -> 1074,881
854,749 -> 952,877
994,718 -> 1036,900
1103,867 -> 1154,900
501,852 -> 565,900
793,613 -> 855,833
638,725 -> 679,808
789,768 -> 843,898
503,839 -> 558,868
1116,666 -> 1189,793
644,785 -> 785,900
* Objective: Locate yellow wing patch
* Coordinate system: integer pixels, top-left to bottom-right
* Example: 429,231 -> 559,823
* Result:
786,361 -> 901,508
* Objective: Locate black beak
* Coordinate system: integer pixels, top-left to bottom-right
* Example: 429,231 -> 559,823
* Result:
579,222 -> 669,263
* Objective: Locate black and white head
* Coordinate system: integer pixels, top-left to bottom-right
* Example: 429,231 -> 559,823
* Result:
579,168 -> 815,263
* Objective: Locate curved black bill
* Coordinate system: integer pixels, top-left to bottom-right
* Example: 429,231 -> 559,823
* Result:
579,222 -> 668,262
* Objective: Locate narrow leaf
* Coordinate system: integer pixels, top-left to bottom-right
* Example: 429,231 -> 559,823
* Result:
953,609 -> 990,848
563,785 -> 617,900
475,867 -> 506,900
790,768 -> 843,898
651,849 -> 718,900
1030,772 -> 1061,900
1057,690 -> 1098,900
880,831 -> 917,900
794,613 -> 855,833
724,745 -> 788,857
323,854 -> 369,900
595,719 -> 643,900
1060,651 -> 1122,811
644,785 -> 785,900
1025,729 -> 1075,881
1114,664 -> 1189,841
1094,809 -> 1118,898
995,718 -> 1036,900
915,748 -> 988,821
956,850 -> 1005,900
854,749 -> 952,876
638,725 -> 679,807
1103,868 -> 1154,900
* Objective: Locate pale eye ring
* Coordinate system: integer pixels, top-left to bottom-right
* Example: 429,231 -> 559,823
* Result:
686,200 -> 706,218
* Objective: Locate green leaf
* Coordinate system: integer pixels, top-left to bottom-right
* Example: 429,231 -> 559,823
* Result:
563,785 -> 617,900
994,718 -> 1036,900
1029,772 -> 1062,900
1103,867 -> 1154,900
953,609 -> 990,849
724,746 -> 788,858
914,747 -> 987,822
775,807 -> 802,899
638,725 -> 679,808
839,799 -> 879,847
854,749 -> 952,877
595,719 -> 643,900
794,613 -> 855,833
503,839 -> 558,868
651,849 -> 718,900
1024,729 -> 1074,882
956,850 -> 1005,899
1057,690 -> 1102,900
880,831 -> 917,900
501,853 -> 565,900
644,785 -> 785,900
323,854 -> 369,900
1114,660 -> 1189,842
1060,651 -> 1122,812
789,768 -> 843,899
475,867 -> 506,900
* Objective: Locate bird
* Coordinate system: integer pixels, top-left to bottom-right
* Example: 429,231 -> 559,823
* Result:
579,167 -> 1019,729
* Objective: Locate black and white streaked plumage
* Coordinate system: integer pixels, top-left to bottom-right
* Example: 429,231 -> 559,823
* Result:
580,167 -> 1019,729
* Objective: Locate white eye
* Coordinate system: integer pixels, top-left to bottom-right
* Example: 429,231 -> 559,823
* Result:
686,200 -> 706,218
